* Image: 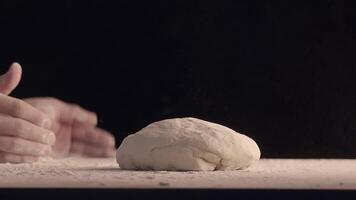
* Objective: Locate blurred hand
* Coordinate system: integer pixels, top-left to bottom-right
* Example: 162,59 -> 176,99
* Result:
24,97 -> 116,158
0,62 -> 116,163
0,63 -> 54,163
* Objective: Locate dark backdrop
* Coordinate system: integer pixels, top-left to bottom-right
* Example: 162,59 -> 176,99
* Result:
0,1 -> 355,158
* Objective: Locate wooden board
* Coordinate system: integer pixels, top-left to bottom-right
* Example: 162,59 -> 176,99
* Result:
0,157 -> 355,189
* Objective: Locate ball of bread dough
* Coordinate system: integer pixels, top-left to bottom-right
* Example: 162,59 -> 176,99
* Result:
117,117 -> 260,171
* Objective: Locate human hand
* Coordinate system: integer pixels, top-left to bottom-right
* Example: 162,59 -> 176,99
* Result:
0,63 -> 55,163
24,97 -> 116,158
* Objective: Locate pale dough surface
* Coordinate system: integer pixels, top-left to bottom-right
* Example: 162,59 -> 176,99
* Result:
117,117 -> 260,171
0,157 -> 355,189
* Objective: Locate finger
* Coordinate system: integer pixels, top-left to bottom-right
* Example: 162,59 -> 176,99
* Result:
59,102 -> 97,126
69,140 -> 84,156
0,94 -> 52,129
0,115 -> 55,145
72,123 -> 115,147
30,98 -> 98,126
70,140 -> 116,157
0,136 -> 52,156
51,124 -> 72,156
0,151 -> 39,163
0,62 -> 22,95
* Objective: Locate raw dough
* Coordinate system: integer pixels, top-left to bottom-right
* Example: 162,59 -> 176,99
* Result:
116,117 -> 260,171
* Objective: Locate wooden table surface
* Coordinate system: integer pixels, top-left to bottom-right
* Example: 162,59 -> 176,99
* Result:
0,157 -> 355,189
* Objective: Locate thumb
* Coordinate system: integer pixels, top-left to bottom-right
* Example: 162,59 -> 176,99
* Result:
0,62 -> 22,95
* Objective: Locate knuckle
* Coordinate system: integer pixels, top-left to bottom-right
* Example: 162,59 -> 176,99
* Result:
71,104 -> 81,112
7,138 -> 20,152
45,97 -> 60,104
14,120 -> 29,136
70,104 -> 82,118
92,112 -> 98,121
10,99 -> 25,116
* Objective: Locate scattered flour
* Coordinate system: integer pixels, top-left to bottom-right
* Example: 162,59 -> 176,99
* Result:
0,157 -> 355,189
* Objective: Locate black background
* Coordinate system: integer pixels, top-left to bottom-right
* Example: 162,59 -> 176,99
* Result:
1,1 -> 356,158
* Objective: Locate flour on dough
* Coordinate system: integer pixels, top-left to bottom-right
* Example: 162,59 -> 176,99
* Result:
116,117 -> 260,171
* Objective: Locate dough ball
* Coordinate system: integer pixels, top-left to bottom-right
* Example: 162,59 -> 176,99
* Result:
117,117 -> 260,171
